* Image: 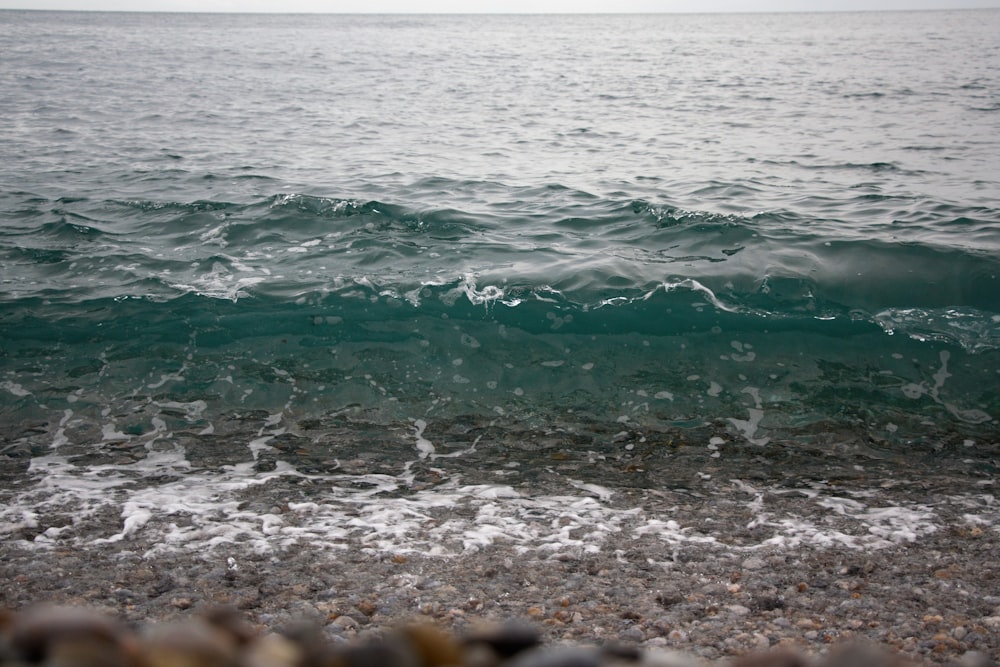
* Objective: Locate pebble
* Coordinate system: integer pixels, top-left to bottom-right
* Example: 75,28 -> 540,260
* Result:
508,647 -> 602,667
0,603 -> 981,667
620,626 -> 646,643
956,651 -> 992,667
331,614 -> 360,631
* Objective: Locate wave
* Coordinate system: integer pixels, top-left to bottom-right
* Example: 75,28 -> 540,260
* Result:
2,274 -> 996,452
3,273 -> 999,360
2,190 -> 999,353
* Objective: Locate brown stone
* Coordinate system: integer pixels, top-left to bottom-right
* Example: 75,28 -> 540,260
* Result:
356,600 -> 378,617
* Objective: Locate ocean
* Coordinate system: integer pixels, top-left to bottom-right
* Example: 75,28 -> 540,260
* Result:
1,9 -> 999,559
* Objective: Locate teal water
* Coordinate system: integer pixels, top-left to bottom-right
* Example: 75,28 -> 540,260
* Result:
2,192 -> 999,450
1,9 -> 999,458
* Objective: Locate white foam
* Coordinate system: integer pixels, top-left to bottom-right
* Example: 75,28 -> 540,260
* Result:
101,423 -> 131,442
635,519 -> 718,545
728,408 -> 770,446
568,479 -> 613,501
729,340 -> 756,362
445,274 -> 516,308
170,262 -> 267,302
96,507 -> 153,544
248,435 -> 276,460
1,380 -> 31,397
148,369 -> 186,389
3,421 -> 995,561
741,386 -> 763,409
731,479 -> 940,550
412,419 -> 435,459
50,409 -> 73,449
900,350 -> 993,423
155,400 -> 209,421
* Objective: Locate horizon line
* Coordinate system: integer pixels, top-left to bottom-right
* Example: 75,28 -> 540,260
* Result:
2,5 -> 998,12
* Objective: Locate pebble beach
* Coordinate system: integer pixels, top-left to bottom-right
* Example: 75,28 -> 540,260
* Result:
3,433 -> 998,666
1,538 -> 998,666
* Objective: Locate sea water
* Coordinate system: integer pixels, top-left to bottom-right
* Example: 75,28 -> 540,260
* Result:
1,9 -> 999,558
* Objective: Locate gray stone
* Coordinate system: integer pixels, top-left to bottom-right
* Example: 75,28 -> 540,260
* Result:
621,625 -> 646,643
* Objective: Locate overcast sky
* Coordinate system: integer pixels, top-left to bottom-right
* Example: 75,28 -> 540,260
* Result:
1,0 -> 997,12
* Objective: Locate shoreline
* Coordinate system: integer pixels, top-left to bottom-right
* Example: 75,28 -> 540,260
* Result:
3,505 -> 998,664
3,428 -> 999,664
